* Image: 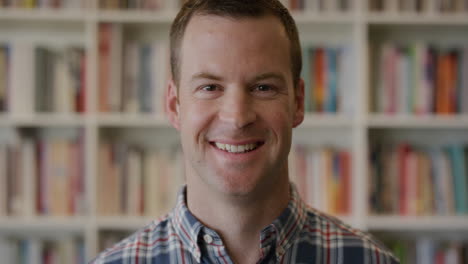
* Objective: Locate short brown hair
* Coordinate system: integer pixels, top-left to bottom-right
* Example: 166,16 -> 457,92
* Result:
170,0 -> 302,88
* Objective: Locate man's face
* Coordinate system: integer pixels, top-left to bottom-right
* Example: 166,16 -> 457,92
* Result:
166,14 -> 304,197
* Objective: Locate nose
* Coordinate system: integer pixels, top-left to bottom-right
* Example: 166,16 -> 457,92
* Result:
218,88 -> 256,129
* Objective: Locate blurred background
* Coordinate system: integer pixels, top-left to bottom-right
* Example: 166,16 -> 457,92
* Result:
0,0 -> 467,263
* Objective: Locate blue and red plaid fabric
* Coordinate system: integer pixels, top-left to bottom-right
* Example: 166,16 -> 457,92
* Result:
91,185 -> 399,264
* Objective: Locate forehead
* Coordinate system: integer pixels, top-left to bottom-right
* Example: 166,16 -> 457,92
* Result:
178,14 -> 291,81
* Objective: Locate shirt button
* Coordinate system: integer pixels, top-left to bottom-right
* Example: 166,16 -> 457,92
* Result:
203,234 -> 213,244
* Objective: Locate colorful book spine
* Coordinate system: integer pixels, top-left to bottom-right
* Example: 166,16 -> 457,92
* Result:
290,145 -> 352,215
376,43 -> 468,115
370,142 -> 468,216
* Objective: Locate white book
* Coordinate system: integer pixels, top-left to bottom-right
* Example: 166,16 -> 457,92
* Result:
9,42 -> 35,116
54,52 -> 74,114
123,42 -> 139,113
21,139 -> 36,217
109,24 -> 123,112
27,238 -> 42,264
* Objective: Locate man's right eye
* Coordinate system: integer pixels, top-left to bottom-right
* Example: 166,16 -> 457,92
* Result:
201,85 -> 217,91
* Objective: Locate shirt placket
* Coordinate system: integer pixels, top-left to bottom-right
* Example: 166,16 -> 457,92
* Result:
199,229 -> 234,264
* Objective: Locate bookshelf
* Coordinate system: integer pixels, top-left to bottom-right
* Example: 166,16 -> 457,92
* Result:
1,0 -> 468,262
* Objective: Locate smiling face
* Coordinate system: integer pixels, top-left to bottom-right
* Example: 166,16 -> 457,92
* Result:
166,14 -> 304,198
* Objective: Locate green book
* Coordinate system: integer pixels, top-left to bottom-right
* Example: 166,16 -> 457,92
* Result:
447,145 -> 468,214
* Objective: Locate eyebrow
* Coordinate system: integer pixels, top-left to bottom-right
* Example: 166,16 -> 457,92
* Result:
191,72 -> 224,82
190,72 -> 287,83
252,72 -> 286,83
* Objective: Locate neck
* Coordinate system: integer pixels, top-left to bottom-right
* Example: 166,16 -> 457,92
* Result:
186,175 -> 290,263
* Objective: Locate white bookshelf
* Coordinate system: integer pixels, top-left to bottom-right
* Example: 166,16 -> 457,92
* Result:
0,0 -> 468,261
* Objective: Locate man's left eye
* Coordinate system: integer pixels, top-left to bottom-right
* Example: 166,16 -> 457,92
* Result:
255,85 -> 272,92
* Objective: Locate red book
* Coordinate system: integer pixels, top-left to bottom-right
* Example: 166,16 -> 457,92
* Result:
339,151 -> 351,214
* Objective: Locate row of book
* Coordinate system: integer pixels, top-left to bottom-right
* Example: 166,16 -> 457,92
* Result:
288,0 -> 352,11
289,145 -> 352,215
99,0 -> 165,10
0,135 -> 86,217
98,142 -> 184,217
369,0 -> 468,12
0,236 -> 84,264
369,143 -> 468,216
383,238 -> 468,264
98,24 -> 169,113
0,44 -> 86,114
302,46 -> 354,114
0,0 -> 84,9
375,43 -> 468,115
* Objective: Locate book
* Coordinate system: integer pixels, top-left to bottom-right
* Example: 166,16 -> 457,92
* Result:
447,145 -> 468,214
10,42 -> 35,115
291,145 -> 352,215
0,45 -> 7,112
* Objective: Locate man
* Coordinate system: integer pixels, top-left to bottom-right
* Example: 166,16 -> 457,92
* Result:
92,0 -> 399,263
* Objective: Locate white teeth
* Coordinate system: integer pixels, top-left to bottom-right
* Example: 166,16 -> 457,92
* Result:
215,142 -> 226,150
214,142 -> 259,153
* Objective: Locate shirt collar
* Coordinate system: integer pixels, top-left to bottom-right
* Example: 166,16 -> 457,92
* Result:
170,184 -> 307,262
170,186 -> 204,262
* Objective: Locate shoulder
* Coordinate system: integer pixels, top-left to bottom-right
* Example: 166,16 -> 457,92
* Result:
89,214 -> 177,264
300,207 -> 400,264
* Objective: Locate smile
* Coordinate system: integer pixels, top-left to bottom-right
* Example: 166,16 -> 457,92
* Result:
211,142 -> 263,153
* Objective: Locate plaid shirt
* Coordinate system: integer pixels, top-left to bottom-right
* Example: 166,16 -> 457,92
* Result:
91,185 -> 399,264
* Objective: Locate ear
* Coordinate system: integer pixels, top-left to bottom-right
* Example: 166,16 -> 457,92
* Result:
293,78 -> 305,128
165,79 -> 181,130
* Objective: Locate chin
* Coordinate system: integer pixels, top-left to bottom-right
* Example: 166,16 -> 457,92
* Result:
209,169 -> 269,197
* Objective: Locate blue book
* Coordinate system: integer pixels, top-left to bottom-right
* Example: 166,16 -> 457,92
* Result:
301,46 -> 311,112
447,145 -> 468,214
325,48 -> 338,113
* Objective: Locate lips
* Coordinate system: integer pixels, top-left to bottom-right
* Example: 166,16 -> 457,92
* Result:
210,141 -> 264,153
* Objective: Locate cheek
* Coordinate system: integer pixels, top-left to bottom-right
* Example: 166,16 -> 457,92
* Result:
179,99 -> 215,141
